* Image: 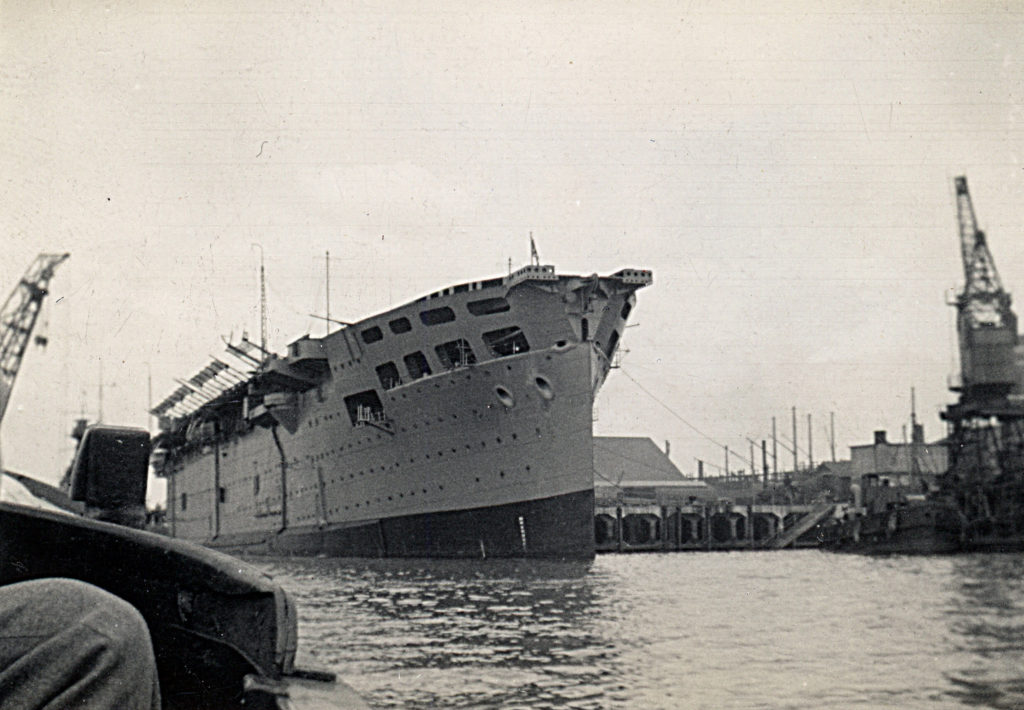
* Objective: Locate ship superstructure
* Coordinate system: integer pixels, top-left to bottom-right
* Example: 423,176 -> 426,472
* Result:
151,263 -> 651,558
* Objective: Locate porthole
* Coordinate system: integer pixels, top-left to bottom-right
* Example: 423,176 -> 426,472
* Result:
534,375 -> 554,400
494,385 -> 515,408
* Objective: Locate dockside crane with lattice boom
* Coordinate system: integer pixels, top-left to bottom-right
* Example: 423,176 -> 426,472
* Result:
950,176 -> 1019,403
942,179 -> 1024,547
0,253 -> 69,427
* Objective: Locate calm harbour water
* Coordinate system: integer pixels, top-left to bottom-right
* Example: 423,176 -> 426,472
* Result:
253,551 -> 1024,709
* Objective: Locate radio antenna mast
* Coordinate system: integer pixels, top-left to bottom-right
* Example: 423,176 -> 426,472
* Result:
251,244 -> 267,368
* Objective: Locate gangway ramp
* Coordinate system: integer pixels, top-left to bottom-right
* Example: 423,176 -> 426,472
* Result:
769,503 -> 834,549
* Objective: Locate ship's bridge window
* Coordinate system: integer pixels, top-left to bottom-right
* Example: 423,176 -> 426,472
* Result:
404,351 -> 432,380
375,362 -> 402,390
467,297 -> 510,316
389,317 -> 412,334
343,390 -> 385,426
482,326 -> 530,357
420,306 -> 456,326
361,326 -> 383,344
180,492 -> 187,511
435,339 -> 477,369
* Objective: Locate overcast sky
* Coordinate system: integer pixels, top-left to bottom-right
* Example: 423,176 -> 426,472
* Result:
3,1 -> 1023,498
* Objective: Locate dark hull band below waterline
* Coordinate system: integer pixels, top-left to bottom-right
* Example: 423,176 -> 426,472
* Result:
204,488 -> 596,560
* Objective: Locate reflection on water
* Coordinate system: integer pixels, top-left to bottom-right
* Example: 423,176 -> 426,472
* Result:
944,556 -> 1024,709
253,552 -> 1024,709
261,558 -> 611,708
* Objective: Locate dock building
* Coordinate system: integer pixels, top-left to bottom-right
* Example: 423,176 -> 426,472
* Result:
592,437 -> 828,551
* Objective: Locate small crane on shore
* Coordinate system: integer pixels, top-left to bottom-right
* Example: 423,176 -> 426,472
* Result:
0,253 -> 70,427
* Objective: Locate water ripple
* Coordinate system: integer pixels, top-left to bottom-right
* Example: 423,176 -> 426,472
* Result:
251,551 -> 1024,708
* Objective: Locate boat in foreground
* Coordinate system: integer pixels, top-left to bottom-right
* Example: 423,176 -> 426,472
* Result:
150,262 -> 652,559
1,426 -> 366,710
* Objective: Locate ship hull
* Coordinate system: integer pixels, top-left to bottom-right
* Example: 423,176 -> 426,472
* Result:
204,487 -> 594,559
165,342 -> 599,560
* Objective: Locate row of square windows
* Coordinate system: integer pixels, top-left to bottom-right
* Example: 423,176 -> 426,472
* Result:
355,297 -> 630,375
372,326 -> 529,391
360,296 -> 512,345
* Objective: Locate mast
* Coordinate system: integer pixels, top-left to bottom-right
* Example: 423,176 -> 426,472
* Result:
251,243 -> 267,368
910,387 -> 920,479
260,256 -> 267,363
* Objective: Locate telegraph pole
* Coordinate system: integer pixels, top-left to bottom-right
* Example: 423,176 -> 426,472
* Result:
791,407 -> 798,474
830,411 -> 836,462
808,413 -> 814,470
772,416 -> 778,479
762,440 -> 768,486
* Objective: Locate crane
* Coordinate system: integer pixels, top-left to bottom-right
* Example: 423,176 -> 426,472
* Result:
942,179 -> 1024,539
951,176 -> 1018,403
0,253 -> 70,426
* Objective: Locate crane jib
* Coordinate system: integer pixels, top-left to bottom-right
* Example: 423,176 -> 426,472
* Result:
0,253 -> 70,425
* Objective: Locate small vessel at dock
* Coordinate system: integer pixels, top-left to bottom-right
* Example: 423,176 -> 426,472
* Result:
820,485 -> 963,555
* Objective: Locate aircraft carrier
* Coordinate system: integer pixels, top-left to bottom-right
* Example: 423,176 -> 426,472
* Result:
150,261 -> 652,559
